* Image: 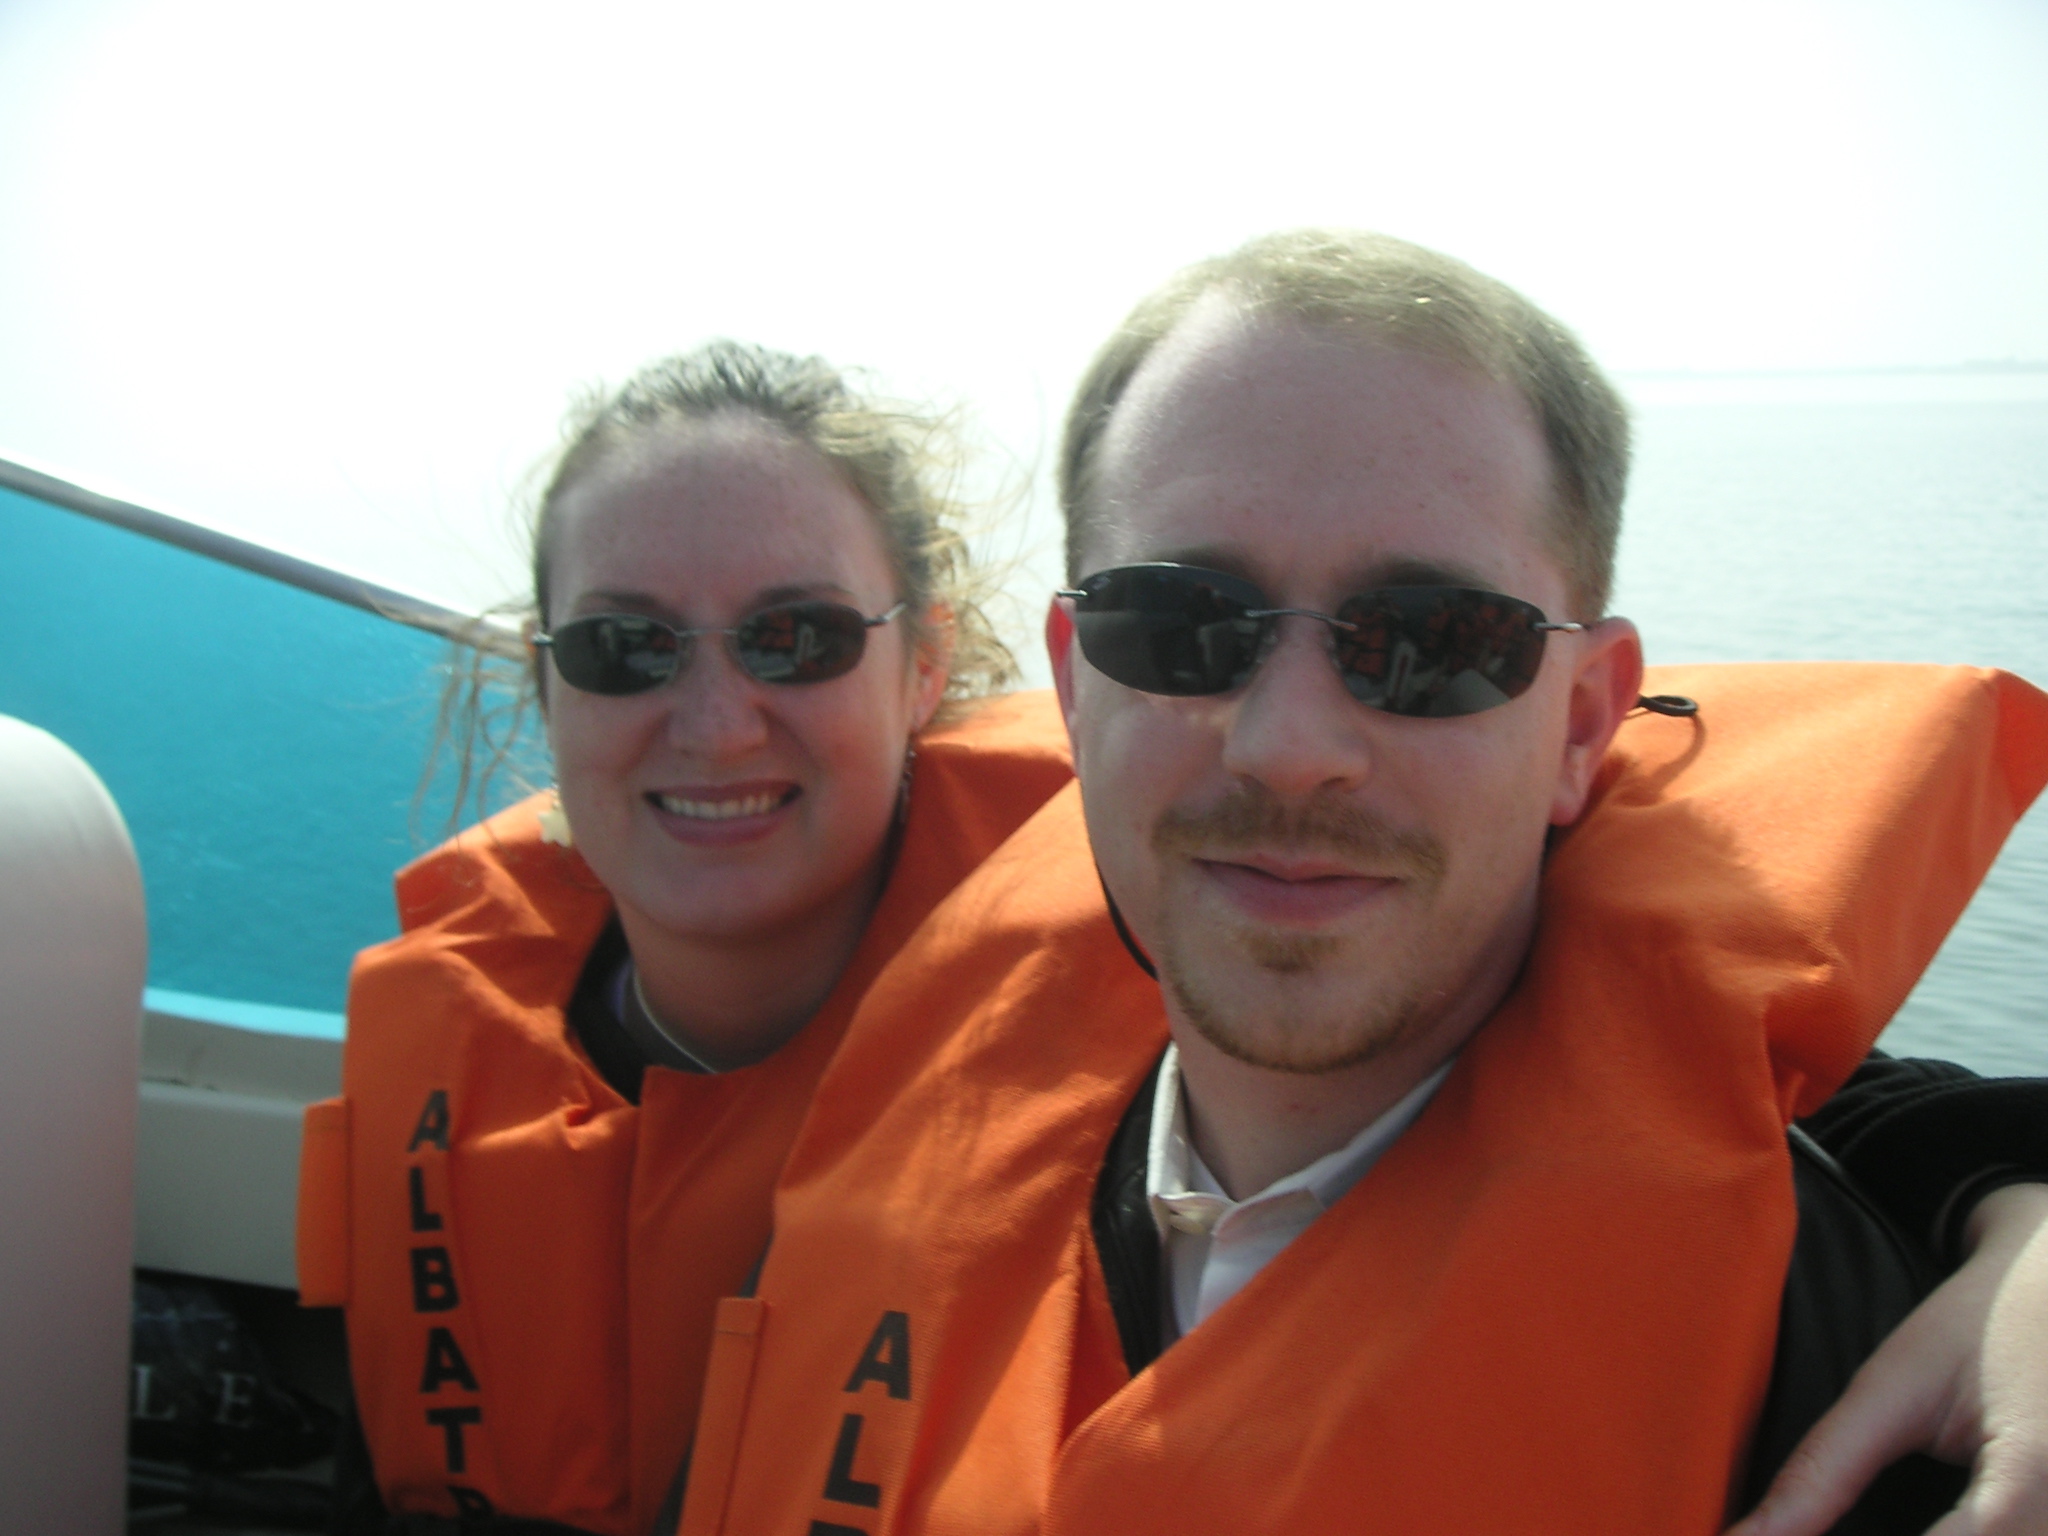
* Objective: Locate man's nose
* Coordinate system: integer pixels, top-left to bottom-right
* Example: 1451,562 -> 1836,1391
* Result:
1218,618 -> 1374,797
665,638 -> 772,757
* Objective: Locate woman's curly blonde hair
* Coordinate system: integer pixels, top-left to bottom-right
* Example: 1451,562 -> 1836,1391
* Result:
433,341 -> 1018,827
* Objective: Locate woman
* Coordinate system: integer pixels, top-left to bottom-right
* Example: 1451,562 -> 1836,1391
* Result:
300,343 -> 1072,1533
300,341 -> 2048,1536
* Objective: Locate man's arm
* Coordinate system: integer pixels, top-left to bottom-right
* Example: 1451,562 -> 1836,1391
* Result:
1799,1055 -> 2048,1267
1730,1184 -> 2048,1536
1730,1056 -> 2048,1536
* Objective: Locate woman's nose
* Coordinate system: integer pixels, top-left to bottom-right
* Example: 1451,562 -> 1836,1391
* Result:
664,636 -> 772,757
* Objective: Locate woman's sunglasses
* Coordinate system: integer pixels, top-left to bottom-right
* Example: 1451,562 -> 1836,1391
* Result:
1057,563 -> 1584,718
533,600 -> 906,695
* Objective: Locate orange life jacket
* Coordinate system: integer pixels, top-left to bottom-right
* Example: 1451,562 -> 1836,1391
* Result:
295,693 -> 1074,1534
683,662 -> 2048,1536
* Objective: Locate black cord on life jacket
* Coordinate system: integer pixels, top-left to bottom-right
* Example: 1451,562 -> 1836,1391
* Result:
1096,869 -> 1158,980
1636,693 -> 1699,716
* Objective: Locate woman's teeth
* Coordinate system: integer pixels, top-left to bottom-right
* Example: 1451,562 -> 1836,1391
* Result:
655,790 -> 787,821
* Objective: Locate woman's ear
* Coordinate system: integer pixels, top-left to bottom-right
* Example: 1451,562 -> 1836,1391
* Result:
909,603 -> 954,732
524,616 -> 551,718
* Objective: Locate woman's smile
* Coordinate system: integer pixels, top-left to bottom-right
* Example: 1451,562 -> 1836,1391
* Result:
645,781 -> 802,845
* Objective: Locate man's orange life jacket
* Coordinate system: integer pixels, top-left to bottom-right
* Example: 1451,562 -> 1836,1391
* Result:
295,693 -> 1074,1535
683,663 -> 2048,1536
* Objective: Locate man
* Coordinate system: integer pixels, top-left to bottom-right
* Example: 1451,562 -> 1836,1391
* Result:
675,232 -> 2048,1535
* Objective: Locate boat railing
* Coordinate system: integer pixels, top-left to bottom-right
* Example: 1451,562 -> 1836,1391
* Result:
0,453 -> 523,657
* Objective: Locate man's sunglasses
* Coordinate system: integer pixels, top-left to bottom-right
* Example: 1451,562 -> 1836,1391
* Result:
533,600 -> 906,695
1057,563 -> 1585,718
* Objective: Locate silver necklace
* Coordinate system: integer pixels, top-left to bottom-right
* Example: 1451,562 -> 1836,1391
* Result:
628,961 -> 722,1075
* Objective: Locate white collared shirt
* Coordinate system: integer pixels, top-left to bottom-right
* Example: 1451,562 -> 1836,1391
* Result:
1145,1044 -> 1453,1342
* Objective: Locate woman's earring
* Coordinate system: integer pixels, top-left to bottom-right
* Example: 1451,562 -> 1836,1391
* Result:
537,789 -> 575,847
895,744 -> 917,824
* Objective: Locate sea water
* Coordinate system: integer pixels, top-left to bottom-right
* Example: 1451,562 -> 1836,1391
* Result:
2,376 -> 2043,1071
0,487 -> 508,1031
1615,378 -> 2048,1072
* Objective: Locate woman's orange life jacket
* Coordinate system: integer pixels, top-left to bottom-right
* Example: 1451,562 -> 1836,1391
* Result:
294,692 -> 1074,1535
684,662 -> 2048,1536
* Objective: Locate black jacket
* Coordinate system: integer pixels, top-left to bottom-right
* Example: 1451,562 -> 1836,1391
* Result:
1091,1052 -> 2042,1536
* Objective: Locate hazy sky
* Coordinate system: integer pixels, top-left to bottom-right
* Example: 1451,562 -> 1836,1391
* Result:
2,0 -> 2044,635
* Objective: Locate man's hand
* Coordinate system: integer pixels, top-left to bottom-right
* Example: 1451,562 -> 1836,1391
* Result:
1727,1183 -> 2048,1536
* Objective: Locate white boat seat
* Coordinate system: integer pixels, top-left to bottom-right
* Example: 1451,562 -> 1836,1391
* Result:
0,715 -> 146,1534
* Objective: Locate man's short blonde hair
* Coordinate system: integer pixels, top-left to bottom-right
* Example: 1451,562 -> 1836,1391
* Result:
1057,230 -> 1629,619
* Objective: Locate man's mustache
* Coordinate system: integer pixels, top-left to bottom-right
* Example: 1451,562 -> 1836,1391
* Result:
1152,785 -> 1447,880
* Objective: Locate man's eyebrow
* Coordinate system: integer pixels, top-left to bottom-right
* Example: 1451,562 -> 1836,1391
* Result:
1104,549 -> 1506,602
1125,550 -> 1500,594
1137,546 -> 1256,579
1348,556 -> 1498,591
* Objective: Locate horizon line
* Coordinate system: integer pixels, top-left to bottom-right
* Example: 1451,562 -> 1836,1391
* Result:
1620,360 -> 2048,381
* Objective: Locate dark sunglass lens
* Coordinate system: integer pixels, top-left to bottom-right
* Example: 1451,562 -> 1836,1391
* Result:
1332,588 -> 1549,717
550,616 -> 683,695
734,603 -> 870,684
1071,566 -> 1265,696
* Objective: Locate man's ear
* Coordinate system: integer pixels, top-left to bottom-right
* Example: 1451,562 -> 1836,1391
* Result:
1046,597 -> 1081,752
1550,617 -> 1644,826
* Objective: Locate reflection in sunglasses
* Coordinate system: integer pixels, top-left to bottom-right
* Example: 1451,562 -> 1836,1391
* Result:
534,599 -> 902,695
1063,563 -> 1575,718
